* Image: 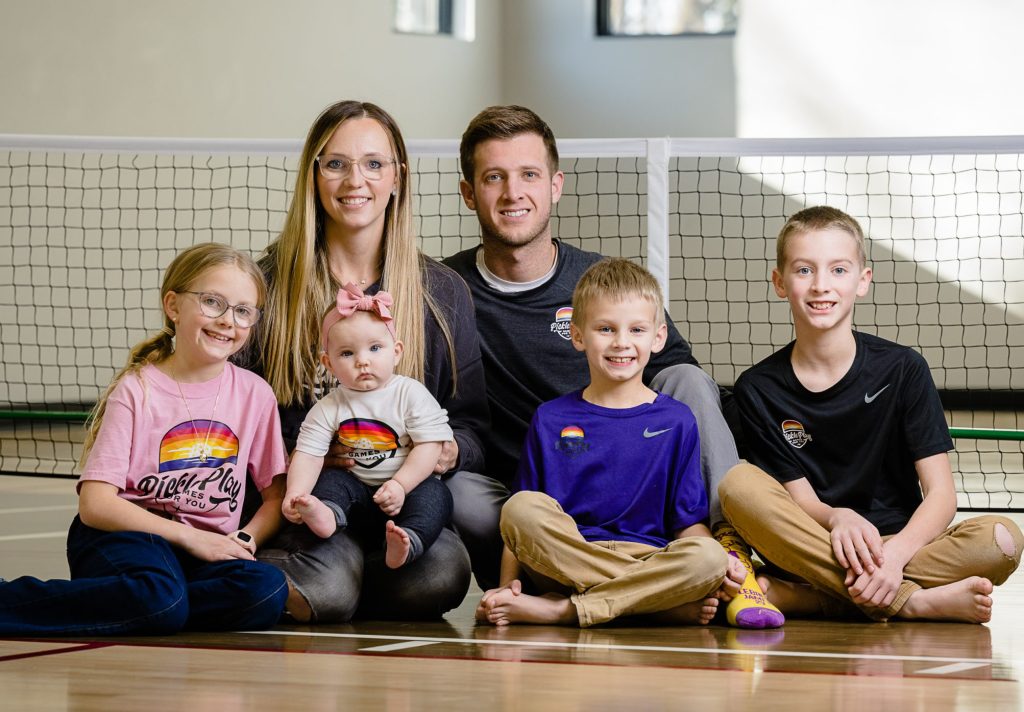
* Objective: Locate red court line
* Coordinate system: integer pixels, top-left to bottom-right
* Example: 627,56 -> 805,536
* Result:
0,642 -> 113,663
10,637 -> 1009,683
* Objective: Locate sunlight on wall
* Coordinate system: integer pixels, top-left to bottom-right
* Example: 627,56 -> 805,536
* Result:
735,1 -> 1024,137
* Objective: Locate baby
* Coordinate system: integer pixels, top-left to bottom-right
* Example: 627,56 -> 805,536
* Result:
283,283 -> 454,569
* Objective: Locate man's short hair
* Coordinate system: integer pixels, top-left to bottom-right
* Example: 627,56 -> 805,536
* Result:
571,258 -> 665,328
459,105 -> 559,181
777,206 -> 867,269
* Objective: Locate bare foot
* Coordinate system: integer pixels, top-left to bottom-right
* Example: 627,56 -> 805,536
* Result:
651,597 -> 721,625
480,586 -> 578,626
896,577 -> 994,624
292,494 -> 337,538
476,580 -> 523,625
384,520 -> 411,569
757,574 -> 825,617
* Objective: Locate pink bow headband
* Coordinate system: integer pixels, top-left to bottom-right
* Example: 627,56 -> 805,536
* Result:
321,283 -> 397,351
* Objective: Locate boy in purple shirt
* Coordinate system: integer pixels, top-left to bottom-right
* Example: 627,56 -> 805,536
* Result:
476,259 -> 744,627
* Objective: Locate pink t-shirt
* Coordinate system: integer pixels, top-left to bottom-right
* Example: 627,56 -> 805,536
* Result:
80,363 -> 286,535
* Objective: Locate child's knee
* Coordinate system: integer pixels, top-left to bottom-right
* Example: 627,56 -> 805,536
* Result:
992,517 -> 1023,564
499,491 -> 552,535
718,463 -> 768,516
128,570 -> 189,634
971,515 -> 1023,585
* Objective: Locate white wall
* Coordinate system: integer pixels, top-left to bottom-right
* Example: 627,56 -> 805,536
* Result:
0,0 -> 736,140
736,0 -> 1024,137
500,0 -> 736,137
0,0 -> 503,139
5,1 -> 1024,140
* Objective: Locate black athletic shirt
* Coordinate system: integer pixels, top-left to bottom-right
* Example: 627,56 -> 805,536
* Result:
734,332 -> 953,535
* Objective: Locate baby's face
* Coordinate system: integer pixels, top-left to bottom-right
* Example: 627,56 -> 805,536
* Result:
321,311 -> 402,391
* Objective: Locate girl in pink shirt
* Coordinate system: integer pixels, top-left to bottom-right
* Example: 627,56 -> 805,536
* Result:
0,243 -> 289,636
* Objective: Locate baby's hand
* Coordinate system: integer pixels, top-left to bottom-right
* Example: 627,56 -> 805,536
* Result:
373,479 -> 406,517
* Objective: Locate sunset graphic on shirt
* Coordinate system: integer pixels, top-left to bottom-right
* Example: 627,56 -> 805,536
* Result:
159,420 -> 239,472
337,418 -> 400,468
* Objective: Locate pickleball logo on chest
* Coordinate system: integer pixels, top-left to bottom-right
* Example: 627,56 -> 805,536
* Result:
550,306 -> 573,340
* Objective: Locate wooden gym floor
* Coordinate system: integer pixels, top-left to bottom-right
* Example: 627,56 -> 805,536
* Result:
1,474 -> 1022,711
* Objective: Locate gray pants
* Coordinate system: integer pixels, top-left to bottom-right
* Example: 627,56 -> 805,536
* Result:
445,364 -> 739,591
650,363 -> 740,528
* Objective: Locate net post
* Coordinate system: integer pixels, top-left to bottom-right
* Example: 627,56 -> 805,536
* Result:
645,138 -> 670,301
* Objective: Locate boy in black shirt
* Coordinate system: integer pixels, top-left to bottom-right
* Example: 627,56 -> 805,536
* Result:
720,206 -> 1022,623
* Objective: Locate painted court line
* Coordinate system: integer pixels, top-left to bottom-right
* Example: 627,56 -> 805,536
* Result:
0,531 -> 67,542
0,643 -> 111,663
247,630 -> 1005,667
360,641 -> 442,653
917,662 -> 992,675
0,505 -> 77,515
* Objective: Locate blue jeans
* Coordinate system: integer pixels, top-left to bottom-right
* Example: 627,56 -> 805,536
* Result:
259,472 -> 470,623
318,468 -> 453,564
0,517 -> 288,637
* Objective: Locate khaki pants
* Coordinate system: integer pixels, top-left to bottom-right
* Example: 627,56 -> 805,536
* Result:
719,464 -> 1023,620
500,491 -> 729,627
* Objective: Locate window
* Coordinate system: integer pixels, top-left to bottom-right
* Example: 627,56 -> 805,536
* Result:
394,0 -> 475,41
597,0 -> 737,36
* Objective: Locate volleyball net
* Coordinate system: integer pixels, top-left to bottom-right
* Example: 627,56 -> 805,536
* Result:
1,134 -> 1021,510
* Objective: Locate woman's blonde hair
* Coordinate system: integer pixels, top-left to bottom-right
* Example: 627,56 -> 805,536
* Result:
258,100 -> 456,406
79,242 -> 266,465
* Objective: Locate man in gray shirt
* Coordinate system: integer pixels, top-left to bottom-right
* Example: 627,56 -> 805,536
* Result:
442,106 -> 741,593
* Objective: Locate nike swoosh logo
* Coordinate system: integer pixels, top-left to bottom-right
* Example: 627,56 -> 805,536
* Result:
864,385 -> 890,404
643,427 -> 671,438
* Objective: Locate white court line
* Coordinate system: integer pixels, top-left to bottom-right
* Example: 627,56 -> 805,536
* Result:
0,531 -> 67,542
0,505 -> 77,515
917,662 -> 992,675
360,641 -> 441,653
247,630 -> 1009,667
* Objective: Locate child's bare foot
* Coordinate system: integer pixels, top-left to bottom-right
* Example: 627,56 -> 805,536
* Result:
757,574 -> 825,617
651,597 -> 721,625
384,520 -> 411,569
896,577 -> 994,624
293,495 -> 337,538
480,587 -> 578,626
476,580 -> 523,624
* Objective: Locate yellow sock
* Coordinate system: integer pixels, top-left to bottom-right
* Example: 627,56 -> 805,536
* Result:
714,524 -> 785,629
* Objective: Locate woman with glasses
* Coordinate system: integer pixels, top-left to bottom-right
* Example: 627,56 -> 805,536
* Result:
236,100 -> 487,623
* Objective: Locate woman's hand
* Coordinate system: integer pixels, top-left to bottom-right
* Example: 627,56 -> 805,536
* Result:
324,439 -> 357,470
433,440 -> 460,474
